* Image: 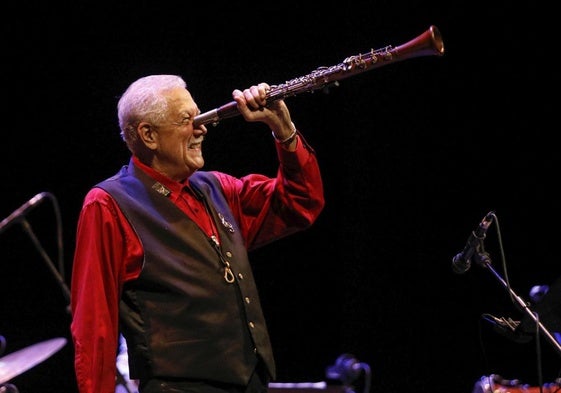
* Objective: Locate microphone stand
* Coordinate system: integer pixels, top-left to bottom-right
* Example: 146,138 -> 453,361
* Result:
474,242 -> 561,357
19,219 -> 71,308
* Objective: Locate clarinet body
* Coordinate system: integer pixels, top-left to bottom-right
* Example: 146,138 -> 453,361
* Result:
193,25 -> 444,128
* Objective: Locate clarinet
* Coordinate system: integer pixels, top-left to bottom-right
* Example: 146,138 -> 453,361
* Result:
193,25 -> 444,128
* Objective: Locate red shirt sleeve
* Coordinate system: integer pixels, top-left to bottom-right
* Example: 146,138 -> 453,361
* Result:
70,187 -> 142,393
212,134 -> 325,250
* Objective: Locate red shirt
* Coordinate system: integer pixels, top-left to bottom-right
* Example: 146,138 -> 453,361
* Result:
70,138 -> 325,393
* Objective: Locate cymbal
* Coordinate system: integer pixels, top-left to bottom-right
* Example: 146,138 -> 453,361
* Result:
0,337 -> 67,384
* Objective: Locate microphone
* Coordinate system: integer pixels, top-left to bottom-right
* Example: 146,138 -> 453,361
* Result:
0,192 -> 48,235
451,211 -> 494,274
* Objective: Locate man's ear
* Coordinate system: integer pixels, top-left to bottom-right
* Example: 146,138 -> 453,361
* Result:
138,121 -> 158,150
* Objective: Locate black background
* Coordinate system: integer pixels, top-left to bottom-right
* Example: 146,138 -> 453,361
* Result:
2,1 -> 560,392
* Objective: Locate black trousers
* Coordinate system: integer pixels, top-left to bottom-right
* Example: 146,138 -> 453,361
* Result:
140,366 -> 269,393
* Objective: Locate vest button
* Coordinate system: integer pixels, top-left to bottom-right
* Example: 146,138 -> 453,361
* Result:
249,321 -> 255,329
238,273 -> 244,280
225,251 -> 233,257
245,296 -> 250,304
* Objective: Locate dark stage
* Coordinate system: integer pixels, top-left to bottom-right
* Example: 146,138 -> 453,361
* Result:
2,1 -> 560,392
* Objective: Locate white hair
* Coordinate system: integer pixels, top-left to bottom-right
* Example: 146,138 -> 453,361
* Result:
117,75 -> 187,152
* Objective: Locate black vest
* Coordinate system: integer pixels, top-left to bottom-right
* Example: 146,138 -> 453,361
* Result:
96,160 -> 275,385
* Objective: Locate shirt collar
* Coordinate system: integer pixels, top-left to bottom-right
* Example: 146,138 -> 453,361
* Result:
131,156 -> 190,202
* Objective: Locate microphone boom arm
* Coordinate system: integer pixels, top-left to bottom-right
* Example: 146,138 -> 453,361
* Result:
483,259 -> 561,356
